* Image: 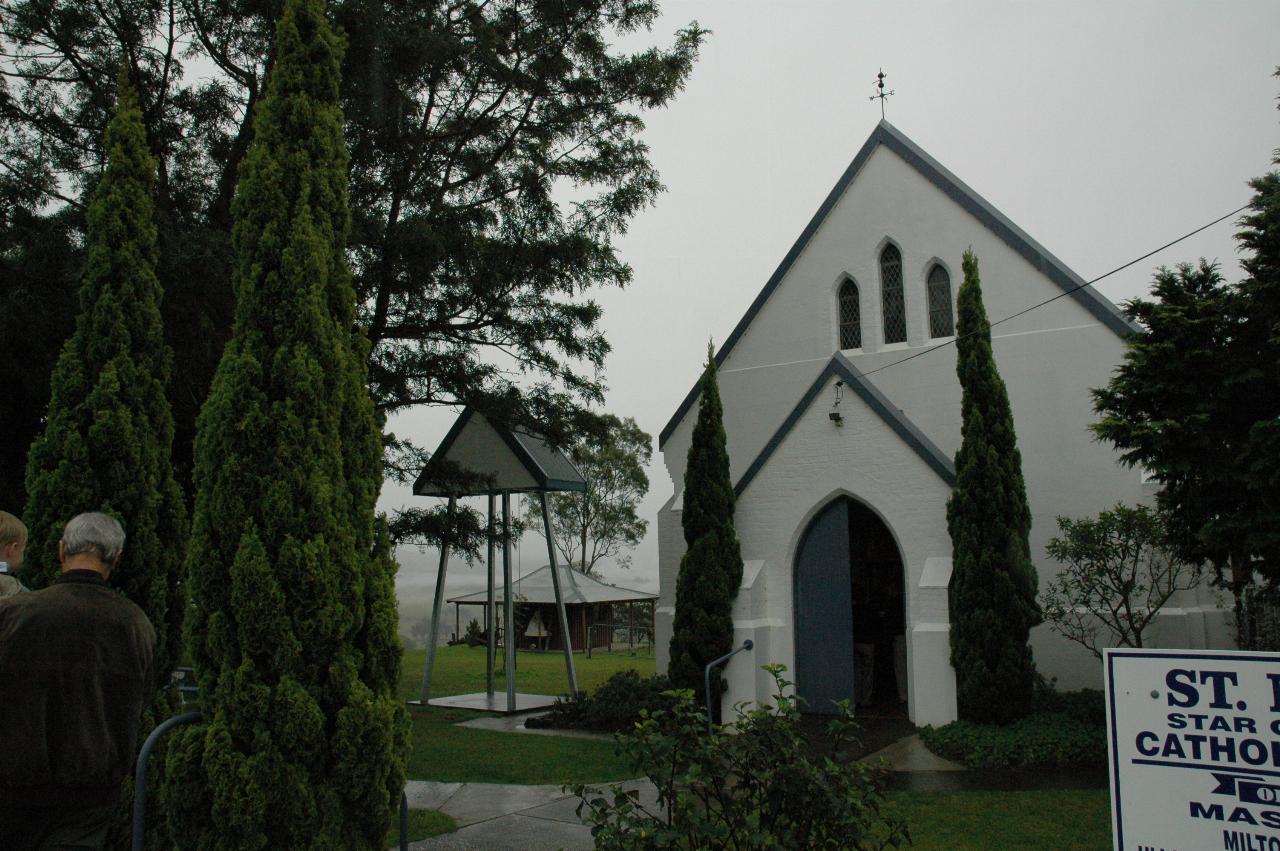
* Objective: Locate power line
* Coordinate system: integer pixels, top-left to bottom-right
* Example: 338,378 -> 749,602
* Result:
859,203 -> 1251,378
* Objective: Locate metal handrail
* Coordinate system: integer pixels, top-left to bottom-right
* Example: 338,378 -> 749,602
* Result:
704,639 -> 753,735
132,711 -> 201,851
131,711 -> 411,851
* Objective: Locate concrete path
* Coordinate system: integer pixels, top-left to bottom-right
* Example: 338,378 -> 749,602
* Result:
403,779 -> 658,850
861,733 -> 965,772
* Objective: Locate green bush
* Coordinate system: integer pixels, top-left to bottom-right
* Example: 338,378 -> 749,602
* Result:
573,666 -> 908,850
919,687 -> 1105,769
527,670 -> 672,733
448,618 -> 486,648
1034,684 -> 1105,727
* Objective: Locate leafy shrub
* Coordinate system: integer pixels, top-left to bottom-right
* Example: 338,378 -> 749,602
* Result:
919,686 -> 1105,769
447,618 -> 487,647
572,665 -> 908,850
527,670 -> 672,733
1034,683 -> 1105,727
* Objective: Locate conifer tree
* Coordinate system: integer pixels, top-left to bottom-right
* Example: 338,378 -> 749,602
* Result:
668,344 -> 743,719
21,73 -> 188,844
164,0 -> 407,846
946,250 -> 1040,724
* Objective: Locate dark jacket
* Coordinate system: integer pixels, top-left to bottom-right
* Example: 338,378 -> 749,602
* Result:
0,570 -> 156,808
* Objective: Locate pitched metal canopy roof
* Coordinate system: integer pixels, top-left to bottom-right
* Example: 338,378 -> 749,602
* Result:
413,407 -> 587,497
446,564 -> 656,606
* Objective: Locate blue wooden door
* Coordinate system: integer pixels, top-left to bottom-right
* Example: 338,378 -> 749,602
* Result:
793,499 -> 854,714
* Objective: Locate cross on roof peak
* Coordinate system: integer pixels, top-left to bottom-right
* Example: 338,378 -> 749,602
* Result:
870,68 -> 895,119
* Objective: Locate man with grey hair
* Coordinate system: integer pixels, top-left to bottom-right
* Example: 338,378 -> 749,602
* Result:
0,511 -> 156,850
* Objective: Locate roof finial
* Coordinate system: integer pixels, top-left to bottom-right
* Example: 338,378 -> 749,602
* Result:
869,68 -> 894,120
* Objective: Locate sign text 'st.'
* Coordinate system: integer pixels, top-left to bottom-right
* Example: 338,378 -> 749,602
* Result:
1107,649 -> 1280,851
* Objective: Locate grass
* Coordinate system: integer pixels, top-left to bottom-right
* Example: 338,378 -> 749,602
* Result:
385,809 -> 456,847
391,646 -> 1115,847
399,643 -> 656,699
398,644 -> 654,784
883,789 -> 1111,850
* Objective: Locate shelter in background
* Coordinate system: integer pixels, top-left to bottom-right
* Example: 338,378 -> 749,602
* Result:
448,564 -> 656,652
411,407 -> 585,714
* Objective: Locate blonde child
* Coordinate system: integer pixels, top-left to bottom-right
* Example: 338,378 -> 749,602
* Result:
0,511 -> 28,597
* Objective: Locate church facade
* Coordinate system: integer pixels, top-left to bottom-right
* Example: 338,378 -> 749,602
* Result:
654,121 -> 1232,726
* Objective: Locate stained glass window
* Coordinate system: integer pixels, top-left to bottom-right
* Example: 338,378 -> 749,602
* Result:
838,279 -> 861,350
880,244 -> 906,344
927,264 -> 954,338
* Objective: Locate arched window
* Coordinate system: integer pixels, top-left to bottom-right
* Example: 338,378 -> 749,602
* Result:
927,264 -> 954,338
880,244 -> 906,344
838,278 -> 861,350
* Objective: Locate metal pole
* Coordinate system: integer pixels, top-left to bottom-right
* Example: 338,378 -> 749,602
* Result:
400,790 -> 409,851
486,492 -> 496,697
502,491 -> 517,712
419,495 -> 456,703
704,640 -> 753,735
541,491 -> 579,696
132,711 -> 202,851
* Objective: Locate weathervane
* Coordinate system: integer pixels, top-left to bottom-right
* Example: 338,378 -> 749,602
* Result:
869,68 -> 894,119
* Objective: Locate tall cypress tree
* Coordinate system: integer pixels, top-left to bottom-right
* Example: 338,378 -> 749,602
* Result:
164,0 -> 406,846
21,73 -> 188,844
946,250 -> 1040,725
669,343 -> 743,719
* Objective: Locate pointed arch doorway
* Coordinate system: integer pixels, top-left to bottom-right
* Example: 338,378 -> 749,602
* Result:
793,496 -> 907,716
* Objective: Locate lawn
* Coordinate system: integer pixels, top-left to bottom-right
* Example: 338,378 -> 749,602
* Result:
398,644 -> 654,784
884,789 -> 1111,850
394,646 -> 1114,848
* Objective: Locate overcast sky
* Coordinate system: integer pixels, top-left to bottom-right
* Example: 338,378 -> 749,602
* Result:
385,0 -> 1280,619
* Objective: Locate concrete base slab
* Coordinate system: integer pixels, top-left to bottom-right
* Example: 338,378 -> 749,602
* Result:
454,713 -> 610,741
408,692 -> 561,714
861,733 -> 965,771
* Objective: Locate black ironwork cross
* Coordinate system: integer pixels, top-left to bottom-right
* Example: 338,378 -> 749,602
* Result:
870,68 -> 894,119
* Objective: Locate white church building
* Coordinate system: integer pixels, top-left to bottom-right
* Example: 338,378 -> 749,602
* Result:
654,120 -> 1232,727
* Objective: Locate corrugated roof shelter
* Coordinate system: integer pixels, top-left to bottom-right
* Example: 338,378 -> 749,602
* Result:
448,565 -> 656,654
410,407 -> 588,715
448,564 -> 655,606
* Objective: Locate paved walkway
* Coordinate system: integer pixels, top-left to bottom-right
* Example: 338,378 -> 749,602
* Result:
403,779 -> 658,850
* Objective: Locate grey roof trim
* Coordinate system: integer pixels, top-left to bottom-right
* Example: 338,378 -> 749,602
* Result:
734,352 -> 956,498
413,407 -> 586,496
659,120 -> 1137,450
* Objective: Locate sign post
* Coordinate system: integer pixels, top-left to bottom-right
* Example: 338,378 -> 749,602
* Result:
1106,649 -> 1280,851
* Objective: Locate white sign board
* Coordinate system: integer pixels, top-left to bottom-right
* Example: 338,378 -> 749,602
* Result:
1106,649 -> 1280,851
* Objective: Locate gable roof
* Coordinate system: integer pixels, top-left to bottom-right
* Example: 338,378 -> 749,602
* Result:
735,352 -> 956,498
446,563 -> 656,606
659,119 -> 1136,449
413,407 -> 586,496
